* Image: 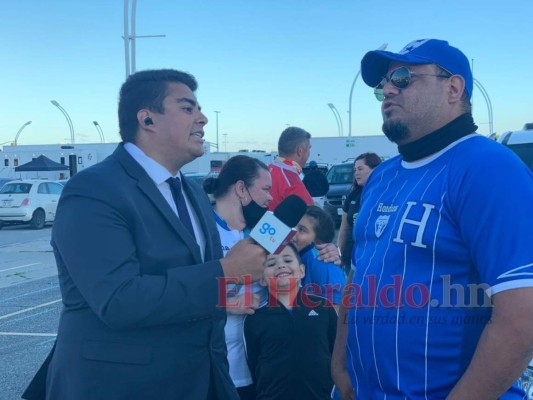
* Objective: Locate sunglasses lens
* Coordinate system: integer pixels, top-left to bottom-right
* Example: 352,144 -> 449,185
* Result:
390,67 -> 410,89
374,87 -> 384,102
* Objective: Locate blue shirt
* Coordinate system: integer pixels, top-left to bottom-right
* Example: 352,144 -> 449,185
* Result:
347,134 -> 533,399
300,244 -> 346,305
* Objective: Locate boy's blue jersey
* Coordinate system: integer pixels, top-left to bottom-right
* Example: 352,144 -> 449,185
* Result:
347,134 -> 533,399
300,244 -> 346,305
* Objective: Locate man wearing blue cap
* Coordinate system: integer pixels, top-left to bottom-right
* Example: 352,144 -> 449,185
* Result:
331,39 -> 533,399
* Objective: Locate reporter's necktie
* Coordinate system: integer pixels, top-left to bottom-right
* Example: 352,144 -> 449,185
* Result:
166,177 -> 195,238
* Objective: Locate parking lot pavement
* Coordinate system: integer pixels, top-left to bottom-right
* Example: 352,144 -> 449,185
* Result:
0,227 -> 60,399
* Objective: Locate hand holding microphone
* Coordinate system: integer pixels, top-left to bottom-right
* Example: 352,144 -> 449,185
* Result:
249,195 -> 308,254
221,195 -> 308,283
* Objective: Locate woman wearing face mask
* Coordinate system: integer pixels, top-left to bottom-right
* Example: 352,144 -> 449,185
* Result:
337,152 -> 382,274
203,155 -> 272,400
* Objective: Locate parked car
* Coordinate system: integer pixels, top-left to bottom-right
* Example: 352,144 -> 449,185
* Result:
184,171 -> 219,204
0,178 -> 14,190
184,171 -> 219,188
498,129 -> 533,171
323,162 -> 354,226
0,179 -> 64,229
55,179 -> 70,186
302,162 -> 329,176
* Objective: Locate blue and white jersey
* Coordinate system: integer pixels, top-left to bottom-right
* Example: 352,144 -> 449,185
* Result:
347,134 -> 533,399
214,211 -> 268,388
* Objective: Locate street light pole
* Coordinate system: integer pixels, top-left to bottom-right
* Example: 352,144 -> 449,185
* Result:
327,103 -> 343,136
93,121 -> 106,143
14,121 -> 32,145
123,0 -> 166,77
51,101 -> 75,144
348,42 -> 388,136
214,111 -> 221,152
473,78 -> 493,136
223,133 -> 228,152
123,0 -> 130,77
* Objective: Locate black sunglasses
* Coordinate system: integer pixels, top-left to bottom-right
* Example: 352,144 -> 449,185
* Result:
374,66 -> 451,101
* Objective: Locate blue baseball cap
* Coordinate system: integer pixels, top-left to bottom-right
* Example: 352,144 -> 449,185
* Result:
361,39 -> 473,99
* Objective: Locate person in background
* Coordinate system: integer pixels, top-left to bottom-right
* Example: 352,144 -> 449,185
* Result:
203,155 -> 342,400
203,155 -> 272,400
292,205 -> 346,310
332,39 -> 533,400
268,126 -> 313,211
23,69 -> 267,400
303,160 -> 329,198
244,243 -> 337,400
336,152 -> 381,272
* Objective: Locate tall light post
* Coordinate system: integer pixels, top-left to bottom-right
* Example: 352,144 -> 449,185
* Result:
14,121 -> 32,145
222,133 -> 228,152
51,101 -> 75,144
473,78 -> 493,136
214,111 -> 221,152
348,42 -> 388,136
123,0 -> 166,77
93,121 -> 106,143
327,103 -> 343,136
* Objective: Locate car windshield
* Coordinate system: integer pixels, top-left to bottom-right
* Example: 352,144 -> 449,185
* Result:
0,182 -> 32,194
507,143 -> 533,170
326,165 -> 353,184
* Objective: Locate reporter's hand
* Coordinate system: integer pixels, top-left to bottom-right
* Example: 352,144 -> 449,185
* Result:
316,242 -> 342,265
225,293 -> 260,315
221,238 -> 267,282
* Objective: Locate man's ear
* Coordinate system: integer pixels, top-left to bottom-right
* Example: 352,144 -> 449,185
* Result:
448,75 -> 465,104
137,109 -> 155,129
299,264 -> 305,279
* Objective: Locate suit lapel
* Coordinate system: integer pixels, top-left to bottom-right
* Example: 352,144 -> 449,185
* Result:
113,145 -> 203,263
181,175 -> 214,260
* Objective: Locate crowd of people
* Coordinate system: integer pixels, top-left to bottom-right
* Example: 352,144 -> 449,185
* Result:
22,38 -> 533,400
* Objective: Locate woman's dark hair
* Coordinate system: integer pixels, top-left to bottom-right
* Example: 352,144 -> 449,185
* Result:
351,152 -> 382,189
304,205 -> 335,244
203,155 -> 269,199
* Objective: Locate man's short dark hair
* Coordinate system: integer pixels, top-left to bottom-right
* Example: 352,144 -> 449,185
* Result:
277,127 -> 311,157
118,69 -> 198,143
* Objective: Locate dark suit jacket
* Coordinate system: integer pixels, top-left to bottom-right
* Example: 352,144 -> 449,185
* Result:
23,144 -> 238,400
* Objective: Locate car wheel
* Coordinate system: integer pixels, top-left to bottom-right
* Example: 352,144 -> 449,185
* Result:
30,209 -> 46,229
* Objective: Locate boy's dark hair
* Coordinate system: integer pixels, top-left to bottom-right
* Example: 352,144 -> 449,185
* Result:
304,205 -> 335,244
277,127 -> 311,157
203,155 -> 269,199
284,242 -> 303,265
118,69 -> 198,143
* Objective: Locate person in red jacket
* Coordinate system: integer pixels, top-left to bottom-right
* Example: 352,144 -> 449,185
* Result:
268,126 -> 314,211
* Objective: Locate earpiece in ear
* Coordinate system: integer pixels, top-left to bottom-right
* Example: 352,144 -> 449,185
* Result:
144,117 -> 153,125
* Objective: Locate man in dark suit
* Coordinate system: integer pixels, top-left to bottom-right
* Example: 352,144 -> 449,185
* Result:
23,69 -> 266,400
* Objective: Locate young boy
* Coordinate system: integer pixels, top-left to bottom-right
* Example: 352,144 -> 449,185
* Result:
292,205 -> 346,309
243,243 -> 337,400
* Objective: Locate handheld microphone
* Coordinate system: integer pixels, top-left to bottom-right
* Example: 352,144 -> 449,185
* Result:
250,195 -> 307,254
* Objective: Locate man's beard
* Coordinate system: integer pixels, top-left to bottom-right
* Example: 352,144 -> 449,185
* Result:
382,120 -> 410,143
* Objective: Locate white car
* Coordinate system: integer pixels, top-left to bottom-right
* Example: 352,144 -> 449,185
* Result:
0,179 -> 63,229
